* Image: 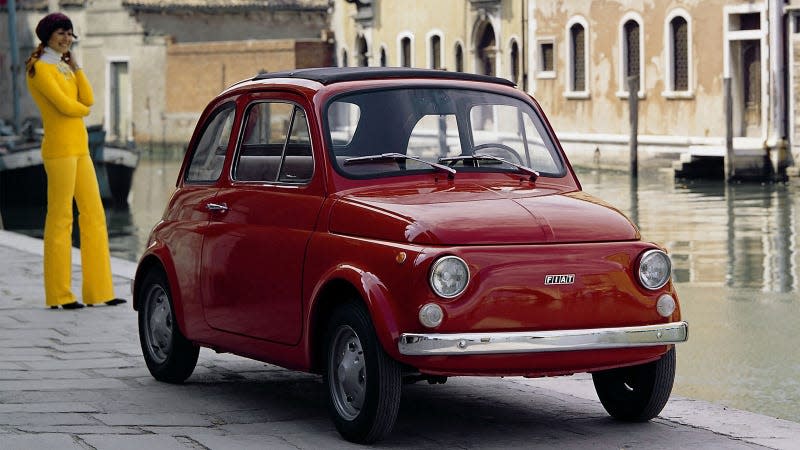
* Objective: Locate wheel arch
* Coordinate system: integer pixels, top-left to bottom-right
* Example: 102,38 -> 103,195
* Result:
307,268 -> 402,374
133,250 -> 189,337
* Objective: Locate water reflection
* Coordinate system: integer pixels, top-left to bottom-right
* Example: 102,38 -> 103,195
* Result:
579,169 -> 799,293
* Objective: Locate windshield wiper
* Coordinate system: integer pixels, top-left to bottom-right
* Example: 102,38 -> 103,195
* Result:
439,155 -> 539,181
344,152 -> 456,178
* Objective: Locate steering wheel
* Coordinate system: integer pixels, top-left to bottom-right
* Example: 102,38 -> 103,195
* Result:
473,143 -> 524,165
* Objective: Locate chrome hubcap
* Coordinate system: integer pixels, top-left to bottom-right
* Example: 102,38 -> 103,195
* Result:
329,325 -> 366,420
144,284 -> 173,364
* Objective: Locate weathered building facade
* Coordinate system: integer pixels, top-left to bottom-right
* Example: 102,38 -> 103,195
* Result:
332,0 -> 799,177
1,0 -> 332,146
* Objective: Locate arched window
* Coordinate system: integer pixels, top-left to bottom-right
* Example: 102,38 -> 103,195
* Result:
379,46 -> 387,67
399,34 -> 413,67
509,39 -> 520,84
356,35 -> 368,67
669,15 -> 689,91
618,13 -> 644,96
624,21 -> 640,86
569,23 -> 586,92
429,34 -> 442,69
454,42 -> 464,72
341,48 -> 349,68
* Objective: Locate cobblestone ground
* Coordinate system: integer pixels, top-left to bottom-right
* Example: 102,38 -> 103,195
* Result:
1,233 -> 799,449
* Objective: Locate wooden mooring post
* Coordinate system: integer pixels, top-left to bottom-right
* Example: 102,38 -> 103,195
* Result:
627,76 -> 639,178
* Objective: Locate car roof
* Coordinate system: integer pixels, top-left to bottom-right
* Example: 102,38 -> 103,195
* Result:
249,66 -> 517,87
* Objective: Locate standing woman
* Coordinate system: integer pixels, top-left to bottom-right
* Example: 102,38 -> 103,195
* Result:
25,12 -> 126,309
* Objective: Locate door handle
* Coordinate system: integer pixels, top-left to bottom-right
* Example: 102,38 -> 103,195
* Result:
205,202 -> 229,213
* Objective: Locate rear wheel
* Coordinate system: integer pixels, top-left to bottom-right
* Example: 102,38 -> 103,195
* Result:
324,302 -> 402,444
592,347 -> 676,421
138,268 -> 199,383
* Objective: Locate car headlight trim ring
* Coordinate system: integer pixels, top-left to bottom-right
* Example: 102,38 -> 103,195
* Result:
638,249 -> 672,290
429,255 -> 470,298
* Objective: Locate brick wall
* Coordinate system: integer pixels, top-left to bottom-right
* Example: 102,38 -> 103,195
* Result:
166,39 -> 333,113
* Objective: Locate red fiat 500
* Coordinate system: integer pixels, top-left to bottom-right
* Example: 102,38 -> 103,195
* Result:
133,67 -> 688,444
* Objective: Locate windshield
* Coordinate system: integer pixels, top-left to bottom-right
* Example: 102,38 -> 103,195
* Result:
326,87 -> 565,179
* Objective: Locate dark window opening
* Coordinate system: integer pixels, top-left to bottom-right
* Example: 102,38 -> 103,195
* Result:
540,42 -> 554,72
510,40 -> 519,84
431,35 -> 442,69
624,20 -> 640,90
570,24 -> 585,91
455,43 -> 464,72
734,12 -> 761,31
671,17 -> 688,91
401,37 -> 412,67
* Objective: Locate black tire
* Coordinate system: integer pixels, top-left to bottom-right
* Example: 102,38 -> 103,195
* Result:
138,268 -> 199,383
592,347 -> 676,422
324,302 -> 402,444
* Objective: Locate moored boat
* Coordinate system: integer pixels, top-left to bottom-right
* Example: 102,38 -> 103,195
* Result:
0,125 -> 138,210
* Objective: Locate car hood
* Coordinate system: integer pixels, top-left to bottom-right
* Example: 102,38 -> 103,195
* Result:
328,182 -> 639,245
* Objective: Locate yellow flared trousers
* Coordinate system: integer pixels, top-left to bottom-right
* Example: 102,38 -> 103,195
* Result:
43,154 -> 115,306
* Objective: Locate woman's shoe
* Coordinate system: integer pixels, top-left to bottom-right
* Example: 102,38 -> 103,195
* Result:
87,298 -> 127,307
50,302 -> 85,310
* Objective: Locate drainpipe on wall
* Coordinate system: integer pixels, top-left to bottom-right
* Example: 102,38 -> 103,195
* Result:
767,0 -> 789,180
521,0 -> 528,91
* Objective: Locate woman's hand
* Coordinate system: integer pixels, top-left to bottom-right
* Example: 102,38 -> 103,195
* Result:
64,52 -> 80,71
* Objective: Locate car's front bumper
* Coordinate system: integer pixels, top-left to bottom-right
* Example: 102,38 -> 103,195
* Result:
397,321 -> 688,356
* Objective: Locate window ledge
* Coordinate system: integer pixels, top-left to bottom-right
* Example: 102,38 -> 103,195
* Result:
615,90 -> 646,100
564,91 -> 591,99
662,90 -> 695,99
537,71 -> 556,79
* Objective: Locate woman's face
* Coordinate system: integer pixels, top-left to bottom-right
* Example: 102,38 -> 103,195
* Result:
47,28 -> 75,54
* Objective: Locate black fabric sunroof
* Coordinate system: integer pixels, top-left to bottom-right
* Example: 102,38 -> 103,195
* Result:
251,67 -> 516,87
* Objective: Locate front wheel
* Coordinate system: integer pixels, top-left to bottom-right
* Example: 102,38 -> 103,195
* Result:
324,302 -> 402,444
138,268 -> 199,383
592,347 -> 676,421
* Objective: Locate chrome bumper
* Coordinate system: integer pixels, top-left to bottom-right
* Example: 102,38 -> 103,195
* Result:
397,321 -> 688,356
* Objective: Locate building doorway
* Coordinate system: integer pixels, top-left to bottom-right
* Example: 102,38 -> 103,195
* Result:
727,10 -> 764,138
108,60 -> 132,144
475,22 -> 497,76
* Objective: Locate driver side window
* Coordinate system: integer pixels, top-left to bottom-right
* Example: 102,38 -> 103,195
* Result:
186,104 -> 235,182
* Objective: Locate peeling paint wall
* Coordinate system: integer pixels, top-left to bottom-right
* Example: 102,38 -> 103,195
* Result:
532,0 -> 758,142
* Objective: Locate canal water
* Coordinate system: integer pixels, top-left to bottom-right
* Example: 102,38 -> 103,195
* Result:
2,155 -> 799,423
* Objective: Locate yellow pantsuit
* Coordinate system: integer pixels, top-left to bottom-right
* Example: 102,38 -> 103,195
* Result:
27,49 -> 116,306
43,154 -> 115,306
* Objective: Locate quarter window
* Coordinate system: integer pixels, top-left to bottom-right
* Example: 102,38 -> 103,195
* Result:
185,104 -> 235,182
234,102 -> 313,183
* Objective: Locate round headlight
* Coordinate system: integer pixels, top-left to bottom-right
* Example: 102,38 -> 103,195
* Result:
429,255 -> 470,298
638,249 -> 672,290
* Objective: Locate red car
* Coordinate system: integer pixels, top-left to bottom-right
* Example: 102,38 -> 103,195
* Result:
133,67 -> 688,444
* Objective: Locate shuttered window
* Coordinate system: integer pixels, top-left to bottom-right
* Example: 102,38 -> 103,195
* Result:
671,17 -> 688,91
570,24 -> 585,91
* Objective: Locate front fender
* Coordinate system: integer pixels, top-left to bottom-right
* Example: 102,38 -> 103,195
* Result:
305,263 -> 405,368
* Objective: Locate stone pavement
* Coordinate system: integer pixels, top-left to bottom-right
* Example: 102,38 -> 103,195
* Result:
1,229 -> 799,449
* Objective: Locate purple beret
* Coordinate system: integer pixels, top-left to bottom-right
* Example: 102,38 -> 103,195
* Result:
35,12 -> 75,44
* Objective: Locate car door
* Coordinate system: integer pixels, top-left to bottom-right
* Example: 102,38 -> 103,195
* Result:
200,94 -> 324,345
168,102 -> 235,316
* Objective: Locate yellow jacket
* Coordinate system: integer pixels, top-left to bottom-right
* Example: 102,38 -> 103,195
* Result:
27,60 -> 94,159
